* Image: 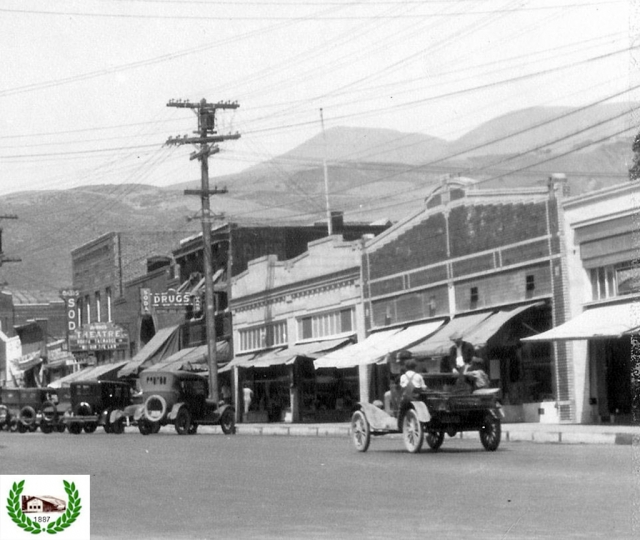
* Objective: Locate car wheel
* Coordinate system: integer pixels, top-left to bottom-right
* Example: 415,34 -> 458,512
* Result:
151,422 -> 161,434
55,423 -> 66,433
41,401 -> 58,424
111,417 -> 126,435
68,423 -> 82,435
9,419 -> 18,432
174,408 -> 192,435
83,423 -> 98,434
479,415 -> 501,451
402,409 -> 424,454
188,422 -> 198,435
19,406 -> 37,428
17,422 -> 28,434
40,423 -> 53,434
425,424 -> 445,451
138,419 -> 153,436
220,409 -> 235,435
350,410 -> 371,452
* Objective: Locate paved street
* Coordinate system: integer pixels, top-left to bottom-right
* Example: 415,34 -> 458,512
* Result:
0,430 -> 638,540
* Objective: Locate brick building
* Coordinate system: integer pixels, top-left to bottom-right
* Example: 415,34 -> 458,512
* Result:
361,176 -> 572,422
525,180 -> 640,424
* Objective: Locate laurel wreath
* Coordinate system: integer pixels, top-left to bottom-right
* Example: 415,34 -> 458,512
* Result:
6,479 -> 82,535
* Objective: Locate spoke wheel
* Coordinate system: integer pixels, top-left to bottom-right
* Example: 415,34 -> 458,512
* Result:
220,409 -> 235,435
188,422 -> 198,435
350,410 -> 371,452
479,415 -> 501,451
402,409 -> 424,454
175,408 -> 192,435
425,426 -> 445,451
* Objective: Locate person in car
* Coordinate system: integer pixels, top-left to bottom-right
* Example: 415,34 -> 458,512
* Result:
399,356 -> 426,399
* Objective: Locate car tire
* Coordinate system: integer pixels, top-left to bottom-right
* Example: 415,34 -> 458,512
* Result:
68,423 -> 82,435
350,410 -> 371,452
425,424 -> 445,451
40,423 -> 53,434
174,408 -> 191,435
41,401 -> 58,424
83,423 -> 98,434
138,419 -> 153,436
111,417 -> 126,435
143,395 -> 167,423
479,415 -> 501,451
19,406 -> 37,427
402,409 -> 424,454
220,409 -> 235,435
188,422 -> 198,435
56,423 -> 66,433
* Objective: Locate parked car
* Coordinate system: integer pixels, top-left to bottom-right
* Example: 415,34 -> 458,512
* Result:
133,371 -> 235,435
63,380 -> 133,434
0,387 -> 69,433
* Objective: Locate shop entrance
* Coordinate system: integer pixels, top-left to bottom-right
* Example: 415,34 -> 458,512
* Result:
590,338 -> 632,423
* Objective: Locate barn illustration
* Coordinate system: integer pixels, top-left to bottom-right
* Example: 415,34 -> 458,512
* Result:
21,495 -> 66,513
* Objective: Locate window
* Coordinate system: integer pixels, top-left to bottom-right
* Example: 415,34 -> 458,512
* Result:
526,275 -> 535,298
297,308 -> 354,342
106,287 -> 112,322
238,321 -> 287,353
589,263 -> 640,300
84,295 -> 91,325
470,287 -> 478,308
95,291 -> 101,322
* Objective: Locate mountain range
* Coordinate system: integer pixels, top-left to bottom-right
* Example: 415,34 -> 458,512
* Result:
0,103 -> 636,292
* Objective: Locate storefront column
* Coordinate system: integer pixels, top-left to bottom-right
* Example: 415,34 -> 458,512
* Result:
359,364 -> 370,403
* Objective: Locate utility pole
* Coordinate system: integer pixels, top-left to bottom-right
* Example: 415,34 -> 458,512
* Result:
0,215 -> 21,267
166,98 -> 240,403
319,108 -> 332,235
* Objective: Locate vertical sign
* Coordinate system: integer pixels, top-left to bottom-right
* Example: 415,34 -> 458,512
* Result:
140,288 -> 152,315
60,289 -> 80,333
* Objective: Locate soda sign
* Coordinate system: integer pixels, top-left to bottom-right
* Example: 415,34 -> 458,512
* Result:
60,289 -> 80,332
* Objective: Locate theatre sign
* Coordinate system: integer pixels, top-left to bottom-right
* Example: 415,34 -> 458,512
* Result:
69,322 -> 129,352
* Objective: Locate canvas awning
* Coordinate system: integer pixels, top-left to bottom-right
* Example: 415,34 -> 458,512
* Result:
144,340 -> 230,373
408,312 -> 494,358
461,302 -> 545,347
118,325 -> 181,378
522,302 -> 640,341
314,320 -> 444,369
48,361 -> 128,388
223,337 -> 353,372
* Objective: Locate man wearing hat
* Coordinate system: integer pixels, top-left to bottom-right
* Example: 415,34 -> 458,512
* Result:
441,332 -> 475,373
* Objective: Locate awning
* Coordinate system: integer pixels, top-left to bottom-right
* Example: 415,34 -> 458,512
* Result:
144,341 -> 230,373
461,302 -> 545,347
314,321 -> 444,369
48,361 -> 128,388
118,325 -> 181,378
313,329 -> 401,369
522,302 -> 640,341
408,312 -> 494,358
224,337 -> 353,371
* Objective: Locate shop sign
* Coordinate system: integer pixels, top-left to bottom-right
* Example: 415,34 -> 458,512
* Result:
69,322 -> 129,352
60,289 -> 81,332
152,288 -> 202,311
140,288 -> 152,315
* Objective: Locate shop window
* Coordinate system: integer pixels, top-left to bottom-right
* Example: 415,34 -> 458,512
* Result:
238,321 -> 287,353
106,287 -> 112,322
84,295 -> 91,325
297,308 -> 355,342
95,291 -> 101,322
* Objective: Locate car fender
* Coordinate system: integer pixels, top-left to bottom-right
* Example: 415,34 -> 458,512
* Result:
98,410 -> 109,426
411,400 -> 431,423
110,409 -> 125,424
132,405 -> 145,422
168,402 -> 186,421
355,401 -> 397,431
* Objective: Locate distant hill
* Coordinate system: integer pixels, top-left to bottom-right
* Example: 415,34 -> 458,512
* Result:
0,104 -> 636,292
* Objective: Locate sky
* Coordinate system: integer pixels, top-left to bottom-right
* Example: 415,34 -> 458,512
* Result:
0,0 -> 637,196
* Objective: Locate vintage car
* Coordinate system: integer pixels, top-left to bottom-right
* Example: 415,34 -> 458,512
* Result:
350,370 -> 503,453
0,387 -> 69,433
63,380 -> 133,434
131,370 -> 235,436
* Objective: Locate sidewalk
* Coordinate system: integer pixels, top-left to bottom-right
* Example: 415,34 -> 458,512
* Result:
202,421 -> 640,445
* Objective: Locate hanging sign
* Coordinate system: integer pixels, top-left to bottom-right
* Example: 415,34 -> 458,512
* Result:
68,322 -> 129,352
